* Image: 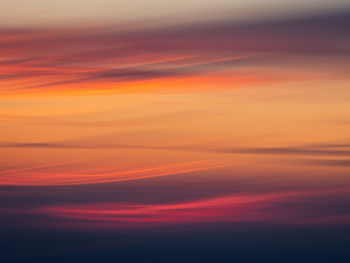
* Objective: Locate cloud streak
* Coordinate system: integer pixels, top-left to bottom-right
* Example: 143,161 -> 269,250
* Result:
0,161 -> 225,186
37,188 -> 350,230
2,139 -> 350,158
0,11 -> 349,94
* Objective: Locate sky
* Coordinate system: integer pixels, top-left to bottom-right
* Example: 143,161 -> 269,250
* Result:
1,0 -> 350,26
1,1 -> 350,262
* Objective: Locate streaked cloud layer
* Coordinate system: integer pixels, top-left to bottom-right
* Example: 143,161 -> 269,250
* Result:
1,11 -> 349,95
1,3 -> 350,262
39,189 -> 350,229
0,160 -> 225,186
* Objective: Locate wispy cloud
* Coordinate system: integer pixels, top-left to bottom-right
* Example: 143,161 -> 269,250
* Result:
2,138 -> 350,158
215,144 -> 350,157
302,159 -> 350,167
1,11 -> 349,94
0,160 -> 225,186
36,188 -> 350,230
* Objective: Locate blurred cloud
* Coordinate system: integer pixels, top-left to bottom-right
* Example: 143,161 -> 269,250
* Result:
35,188 -> 350,230
302,159 -> 350,167
216,145 -> 350,157
2,138 -> 350,158
0,11 -> 349,94
0,160 -> 225,186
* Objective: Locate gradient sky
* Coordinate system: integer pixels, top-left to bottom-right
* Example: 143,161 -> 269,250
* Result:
1,0 -> 350,26
1,2 -> 350,263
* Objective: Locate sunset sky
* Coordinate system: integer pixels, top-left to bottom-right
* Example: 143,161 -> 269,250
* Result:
1,1 -> 350,262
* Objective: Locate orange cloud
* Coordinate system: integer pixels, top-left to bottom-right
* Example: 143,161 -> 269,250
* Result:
2,12 -> 348,96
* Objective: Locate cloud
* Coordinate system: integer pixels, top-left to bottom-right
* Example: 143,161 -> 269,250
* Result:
303,159 -> 350,167
216,145 -> 350,157
35,188 -> 350,230
0,160 -> 225,186
0,142 -> 73,148
0,11 -> 349,94
2,138 -> 350,158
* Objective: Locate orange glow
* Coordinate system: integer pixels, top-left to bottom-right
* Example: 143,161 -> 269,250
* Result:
0,16 -> 349,235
